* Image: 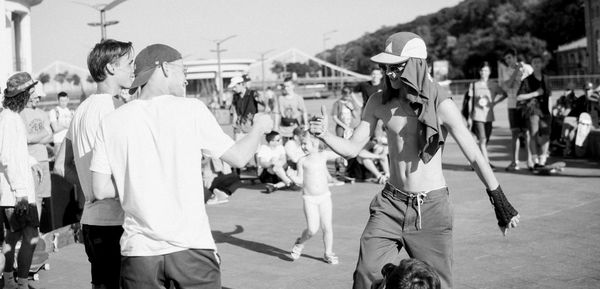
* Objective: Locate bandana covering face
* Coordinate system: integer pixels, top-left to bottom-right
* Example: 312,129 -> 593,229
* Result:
383,58 -> 449,163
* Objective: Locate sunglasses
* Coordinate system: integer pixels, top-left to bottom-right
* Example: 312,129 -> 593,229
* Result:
379,62 -> 407,75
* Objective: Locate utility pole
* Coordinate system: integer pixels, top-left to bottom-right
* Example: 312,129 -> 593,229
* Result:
211,35 -> 237,104
74,0 -> 127,41
259,49 -> 275,94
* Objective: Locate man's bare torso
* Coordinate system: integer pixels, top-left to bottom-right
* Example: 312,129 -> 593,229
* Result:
364,93 -> 447,192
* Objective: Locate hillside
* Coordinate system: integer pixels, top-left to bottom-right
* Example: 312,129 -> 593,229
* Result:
319,0 -> 585,78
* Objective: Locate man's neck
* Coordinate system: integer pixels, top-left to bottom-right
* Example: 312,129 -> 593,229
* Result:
96,80 -> 123,96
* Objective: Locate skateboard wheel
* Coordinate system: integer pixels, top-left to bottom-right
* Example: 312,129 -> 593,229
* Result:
44,263 -> 50,270
33,273 -> 39,281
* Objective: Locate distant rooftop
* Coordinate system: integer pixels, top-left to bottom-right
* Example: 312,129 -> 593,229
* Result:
556,38 -> 587,52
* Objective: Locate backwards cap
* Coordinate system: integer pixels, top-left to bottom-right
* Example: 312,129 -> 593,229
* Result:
130,44 -> 182,89
370,32 -> 427,64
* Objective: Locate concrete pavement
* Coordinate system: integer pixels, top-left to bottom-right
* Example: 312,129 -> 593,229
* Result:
33,97 -> 600,289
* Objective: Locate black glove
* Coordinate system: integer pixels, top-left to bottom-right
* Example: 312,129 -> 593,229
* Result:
15,198 -> 29,216
486,186 -> 518,228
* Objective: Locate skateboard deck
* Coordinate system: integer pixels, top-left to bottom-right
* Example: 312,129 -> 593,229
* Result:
336,175 -> 355,184
533,161 -> 566,175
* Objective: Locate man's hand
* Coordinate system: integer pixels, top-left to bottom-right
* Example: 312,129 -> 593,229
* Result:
486,186 -> 520,236
252,113 -> 273,134
309,105 -> 329,138
31,163 -> 43,185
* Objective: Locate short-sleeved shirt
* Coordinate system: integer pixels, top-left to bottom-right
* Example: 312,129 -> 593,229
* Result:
517,74 -> 551,116
231,89 -> 259,120
331,98 -> 358,127
277,94 -> 306,125
257,144 -> 286,165
90,95 -> 234,257
66,93 -> 124,226
284,140 -> 305,164
498,62 -> 533,109
354,81 -> 384,107
49,106 -> 74,144
467,80 -> 500,122
20,108 -> 51,162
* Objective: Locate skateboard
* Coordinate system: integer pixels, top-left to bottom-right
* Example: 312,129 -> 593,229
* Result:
13,237 -> 50,281
533,161 -> 566,176
336,174 -> 355,184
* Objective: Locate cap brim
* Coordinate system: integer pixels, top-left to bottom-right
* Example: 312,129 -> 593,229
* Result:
228,81 -> 242,89
130,67 -> 156,89
370,52 -> 409,64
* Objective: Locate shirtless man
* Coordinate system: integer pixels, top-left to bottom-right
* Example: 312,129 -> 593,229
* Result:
309,32 -> 520,289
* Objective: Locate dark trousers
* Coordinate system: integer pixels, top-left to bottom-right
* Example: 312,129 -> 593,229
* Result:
82,224 -> 123,289
121,249 -> 221,289
353,185 -> 453,289
2,205 -> 40,279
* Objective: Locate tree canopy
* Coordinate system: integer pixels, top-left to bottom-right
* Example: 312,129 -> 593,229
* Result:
318,0 -> 585,79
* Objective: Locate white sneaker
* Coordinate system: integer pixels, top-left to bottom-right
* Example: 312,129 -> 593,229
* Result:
290,241 -> 304,261
324,253 -> 339,265
206,189 -> 229,205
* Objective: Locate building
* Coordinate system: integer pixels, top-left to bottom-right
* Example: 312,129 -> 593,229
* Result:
184,58 -> 255,98
0,0 -> 42,89
584,0 -> 600,74
555,38 -> 588,75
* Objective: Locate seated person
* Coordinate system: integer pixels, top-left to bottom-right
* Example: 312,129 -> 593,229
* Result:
357,136 -> 390,184
371,258 -> 441,289
257,131 -> 295,193
553,84 -> 591,156
284,127 -> 306,171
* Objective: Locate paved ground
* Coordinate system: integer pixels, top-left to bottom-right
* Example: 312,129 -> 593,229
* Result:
34,96 -> 600,289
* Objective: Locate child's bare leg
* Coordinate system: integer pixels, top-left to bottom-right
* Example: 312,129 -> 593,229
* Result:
297,198 -> 320,245
272,165 -> 292,185
319,197 -> 334,255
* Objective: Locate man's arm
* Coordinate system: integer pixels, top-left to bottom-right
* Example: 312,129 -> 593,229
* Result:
310,105 -> 373,159
438,99 -> 519,234
92,172 -> 117,200
220,113 -> 273,168
54,138 -> 81,187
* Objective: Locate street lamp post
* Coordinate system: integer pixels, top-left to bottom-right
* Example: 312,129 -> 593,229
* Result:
322,30 -> 337,89
259,49 -> 275,94
75,0 -> 127,41
211,35 -> 237,104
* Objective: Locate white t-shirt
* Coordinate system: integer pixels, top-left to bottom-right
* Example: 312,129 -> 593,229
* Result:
66,94 -> 124,226
284,140 -> 305,164
498,62 -> 533,109
257,144 -> 286,166
0,109 -> 36,206
90,95 -> 234,257
49,106 -> 74,144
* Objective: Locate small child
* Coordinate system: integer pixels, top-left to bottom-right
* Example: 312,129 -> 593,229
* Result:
288,131 -> 340,264
373,258 -> 441,289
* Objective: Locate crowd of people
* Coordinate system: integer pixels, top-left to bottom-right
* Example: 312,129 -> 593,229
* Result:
11,28 -> 600,289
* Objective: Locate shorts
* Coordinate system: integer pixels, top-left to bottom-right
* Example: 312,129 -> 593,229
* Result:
259,170 -> 280,184
471,121 -> 493,143
82,225 -> 123,289
0,205 -> 39,232
121,249 -> 221,289
302,192 -> 331,205
508,108 -> 527,132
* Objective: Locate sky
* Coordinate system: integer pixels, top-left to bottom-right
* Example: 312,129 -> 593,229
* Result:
30,0 -> 462,73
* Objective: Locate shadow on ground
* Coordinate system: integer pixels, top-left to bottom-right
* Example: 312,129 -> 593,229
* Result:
212,225 -> 323,262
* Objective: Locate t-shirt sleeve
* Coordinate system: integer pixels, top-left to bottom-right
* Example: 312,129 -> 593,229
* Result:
89,122 -> 111,174
48,109 -> 57,122
196,100 -> 234,158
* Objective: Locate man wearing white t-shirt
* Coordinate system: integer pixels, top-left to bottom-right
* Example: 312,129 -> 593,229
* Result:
48,91 -> 74,153
54,39 -> 134,289
90,44 -> 272,289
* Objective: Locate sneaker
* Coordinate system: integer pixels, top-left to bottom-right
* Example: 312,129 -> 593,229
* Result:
505,162 -> 519,171
264,183 -> 276,194
328,180 -> 345,187
533,163 -> 545,170
323,253 -> 339,265
206,194 -> 228,205
290,240 -> 304,260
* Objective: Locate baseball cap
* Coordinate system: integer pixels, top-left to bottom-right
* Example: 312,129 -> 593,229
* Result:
4,72 -> 38,98
370,32 -> 427,64
130,44 -> 182,89
228,76 -> 245,88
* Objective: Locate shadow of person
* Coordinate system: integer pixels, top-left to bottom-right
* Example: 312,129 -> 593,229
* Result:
212,225 -> 323,262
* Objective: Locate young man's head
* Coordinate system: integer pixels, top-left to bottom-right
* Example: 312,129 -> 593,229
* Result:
57,91 -> 69,108
299,130 -> 320,154
371,32 -> 427,90
383,258 -> 441,289
503,49 -> 517,67
87,39 -> 135,89
370,67 -> 383,84
130,44 -> 187,97
530,54 -> 544,73
283,76 -> 295,96
265,131 -> 282,148
2,72 -> 37,113
228,76 -> 247,94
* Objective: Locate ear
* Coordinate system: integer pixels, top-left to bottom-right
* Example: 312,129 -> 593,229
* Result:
160,61 -> 170,77
105,62 -> 116,76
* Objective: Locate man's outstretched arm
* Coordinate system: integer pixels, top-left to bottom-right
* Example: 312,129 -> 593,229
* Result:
220,113 -> 273,168
438,99 -> 520,235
